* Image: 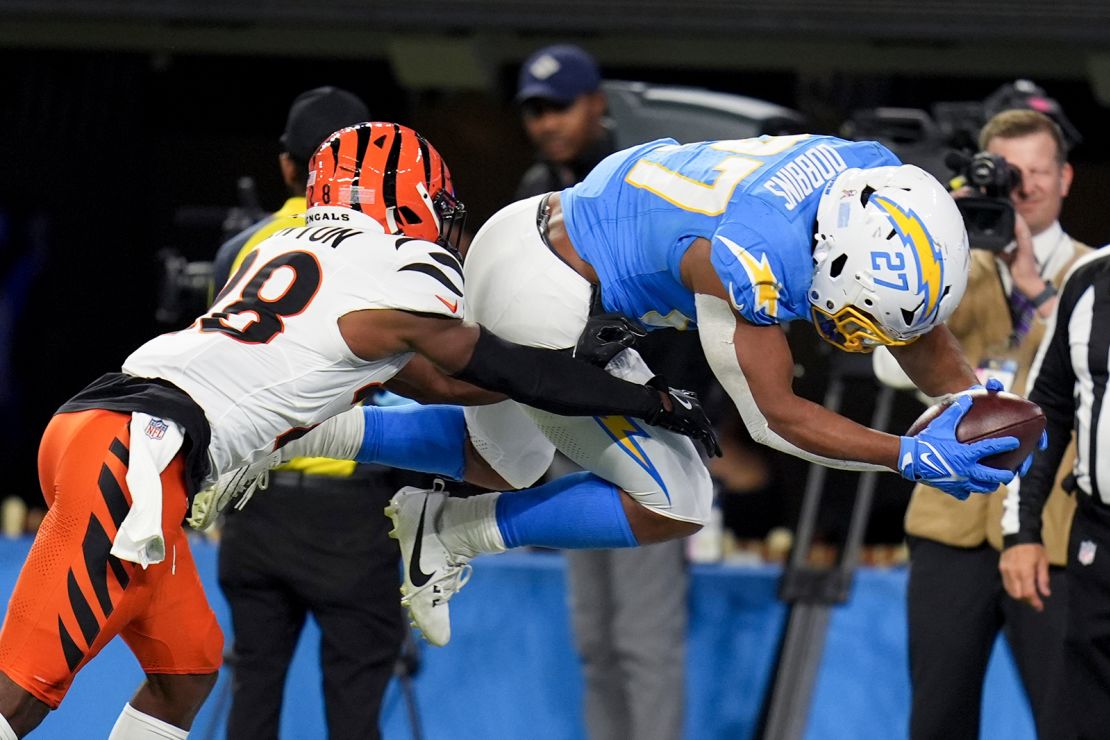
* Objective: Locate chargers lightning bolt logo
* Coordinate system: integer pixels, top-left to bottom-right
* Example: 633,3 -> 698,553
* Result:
871,195 -> 945,326
717,235 -> 781,319
595,416 -> 670,502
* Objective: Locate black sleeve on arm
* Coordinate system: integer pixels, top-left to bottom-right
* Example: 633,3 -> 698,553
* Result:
1004,283 -> 1080,548
453,326 -> 663,420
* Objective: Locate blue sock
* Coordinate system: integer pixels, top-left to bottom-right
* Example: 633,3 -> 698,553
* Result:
495,471 -> 639,549
357,405 -> 466,480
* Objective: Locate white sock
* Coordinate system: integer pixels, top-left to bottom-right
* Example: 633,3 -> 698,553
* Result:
108,703 -> 188,739
0,712 -> 17,740
282,406 -> 365,461
437,491 -> 507,559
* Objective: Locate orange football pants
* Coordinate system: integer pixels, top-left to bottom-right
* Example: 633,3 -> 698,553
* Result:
0,409 -> 222,707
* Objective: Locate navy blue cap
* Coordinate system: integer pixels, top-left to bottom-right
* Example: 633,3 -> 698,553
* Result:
515,45 -> 600,105
280,86 -> 369,162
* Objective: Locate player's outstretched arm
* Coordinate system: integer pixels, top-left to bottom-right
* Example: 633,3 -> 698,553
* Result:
886,324 -> 979,397
696,292 -> 898,471
383,354 -> 506,406
682,238 -> 897,470
695,293 -> 1014,498
337,308 -> 715,446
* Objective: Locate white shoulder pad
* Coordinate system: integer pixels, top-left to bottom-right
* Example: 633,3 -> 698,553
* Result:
384,237 -> 466,318
326,231 -> 465,319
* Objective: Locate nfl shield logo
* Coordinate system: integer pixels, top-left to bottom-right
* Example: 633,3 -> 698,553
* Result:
1079,539 -> 1098,566
145,418 -> 168,440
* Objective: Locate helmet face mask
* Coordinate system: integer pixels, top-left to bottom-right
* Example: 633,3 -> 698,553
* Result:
808,165 -> 970,353
809,303 -> 916,353
307,122 -> 466,251
432,188 -> 467,252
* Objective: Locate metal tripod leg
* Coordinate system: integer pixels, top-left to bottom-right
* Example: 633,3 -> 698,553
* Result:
759,361 -> 896,740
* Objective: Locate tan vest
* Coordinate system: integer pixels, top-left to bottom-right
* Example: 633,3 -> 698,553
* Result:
903,240 -> 1090,565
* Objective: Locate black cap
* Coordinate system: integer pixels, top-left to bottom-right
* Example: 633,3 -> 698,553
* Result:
280,86 -> 370,162
983,79 -> 1082,148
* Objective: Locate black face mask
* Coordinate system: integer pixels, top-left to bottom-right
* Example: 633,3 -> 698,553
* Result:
434,190 -> 468,253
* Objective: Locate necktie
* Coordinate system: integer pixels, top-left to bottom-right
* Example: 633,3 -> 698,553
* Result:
1010,289 -> 1035,344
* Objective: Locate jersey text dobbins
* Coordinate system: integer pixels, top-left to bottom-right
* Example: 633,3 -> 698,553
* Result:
762,144 -> 848,211
560,135 -> 900,329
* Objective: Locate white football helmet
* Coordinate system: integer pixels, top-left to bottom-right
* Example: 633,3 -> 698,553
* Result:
808,164 -> 969,353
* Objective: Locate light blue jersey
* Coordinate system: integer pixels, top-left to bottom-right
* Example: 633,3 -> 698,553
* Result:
560,134 -> 900,330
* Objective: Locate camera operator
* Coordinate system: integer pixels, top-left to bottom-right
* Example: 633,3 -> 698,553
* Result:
883,108 -> 1090,740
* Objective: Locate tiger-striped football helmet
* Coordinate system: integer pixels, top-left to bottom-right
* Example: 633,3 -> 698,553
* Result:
307,122 -> 466,250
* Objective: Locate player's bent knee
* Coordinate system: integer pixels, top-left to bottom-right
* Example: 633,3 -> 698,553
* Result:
651,460 -> 714,528
688,464 -> 715,523
462,438 -> 518,490
146,670 -> 218,698
622,493 -> 703,544
616,447 -> 714,527
131,672 -> 219,730
0,671 -> 50,738
471,441 -> 551,490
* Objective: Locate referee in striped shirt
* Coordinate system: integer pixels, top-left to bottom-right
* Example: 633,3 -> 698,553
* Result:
1000,245 -> 1110,739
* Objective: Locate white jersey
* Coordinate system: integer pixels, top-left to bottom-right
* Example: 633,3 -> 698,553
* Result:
123,211 -> 464,482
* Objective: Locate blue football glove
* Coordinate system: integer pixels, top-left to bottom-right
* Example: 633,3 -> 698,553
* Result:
970,377 -> 1006,393
898,394 -> 1020,500
1017,429 -> 1049,477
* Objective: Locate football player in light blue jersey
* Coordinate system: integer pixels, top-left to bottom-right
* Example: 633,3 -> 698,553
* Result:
215,134 -> 1033,648
560,135 -> 899,330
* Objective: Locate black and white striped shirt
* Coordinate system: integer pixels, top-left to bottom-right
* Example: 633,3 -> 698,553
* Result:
1005,246 -> 1110,546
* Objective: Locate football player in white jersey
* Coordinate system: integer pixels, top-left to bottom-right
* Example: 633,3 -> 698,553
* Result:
0,122 -> 714,740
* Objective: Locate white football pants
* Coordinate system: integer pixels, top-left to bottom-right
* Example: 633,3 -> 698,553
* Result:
462,195 -> 712,524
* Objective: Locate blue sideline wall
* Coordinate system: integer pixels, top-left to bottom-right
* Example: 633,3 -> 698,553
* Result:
0,538 -> 1035,739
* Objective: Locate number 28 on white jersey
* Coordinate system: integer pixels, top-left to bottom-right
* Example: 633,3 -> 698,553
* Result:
123,217 -> 465,481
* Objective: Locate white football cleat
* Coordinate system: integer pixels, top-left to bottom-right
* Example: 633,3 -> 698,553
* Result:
385,485 -> 472,647
187,450 -> 282,531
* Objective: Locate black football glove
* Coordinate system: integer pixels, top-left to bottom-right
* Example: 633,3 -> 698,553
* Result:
573,313 -> 648,368
644,377 -> 722,458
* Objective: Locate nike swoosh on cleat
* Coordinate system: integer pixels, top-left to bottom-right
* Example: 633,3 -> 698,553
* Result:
408,497 -> 436,588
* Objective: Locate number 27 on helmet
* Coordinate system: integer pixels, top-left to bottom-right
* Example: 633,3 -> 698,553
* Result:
807,164 -> 970,353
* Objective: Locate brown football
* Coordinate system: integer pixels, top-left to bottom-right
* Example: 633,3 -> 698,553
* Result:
907,390 -> 1046,471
